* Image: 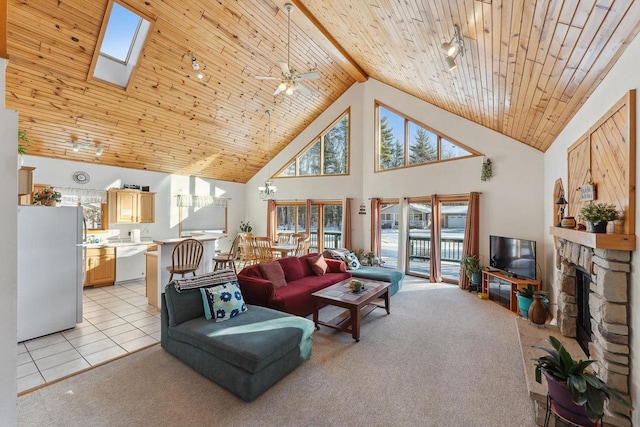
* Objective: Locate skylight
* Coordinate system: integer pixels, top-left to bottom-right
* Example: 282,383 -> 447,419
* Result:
89,0 -> 154,89
100,3 -> 142,64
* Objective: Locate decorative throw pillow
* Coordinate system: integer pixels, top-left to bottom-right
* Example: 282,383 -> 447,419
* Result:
307,254 -> 328,276
344,253 -> 361,270
200,281 -> 248,322
323,248 -> 350,261
258,261 -> 288,289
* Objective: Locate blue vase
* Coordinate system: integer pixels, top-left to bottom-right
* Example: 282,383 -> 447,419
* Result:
516,294 -> 533,317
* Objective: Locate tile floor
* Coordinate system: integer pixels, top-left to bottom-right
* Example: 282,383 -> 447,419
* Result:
17,280 -> 161,394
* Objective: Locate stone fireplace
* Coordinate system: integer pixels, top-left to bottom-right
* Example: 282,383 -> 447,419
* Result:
556,239 -> 632,424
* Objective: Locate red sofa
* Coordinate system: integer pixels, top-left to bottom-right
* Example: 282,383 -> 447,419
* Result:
238,253 -> 351,317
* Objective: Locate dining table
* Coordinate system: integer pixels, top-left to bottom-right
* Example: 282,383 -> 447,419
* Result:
270,242 -> 297,257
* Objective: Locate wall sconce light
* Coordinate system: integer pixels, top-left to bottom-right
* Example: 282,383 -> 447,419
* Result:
441,24 -> 464,72
190,52 -> 204,80
359,203 -> 366,215
69,141 -> 106,156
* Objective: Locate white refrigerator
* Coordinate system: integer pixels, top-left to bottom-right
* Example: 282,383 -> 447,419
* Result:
17,205 -> 84,342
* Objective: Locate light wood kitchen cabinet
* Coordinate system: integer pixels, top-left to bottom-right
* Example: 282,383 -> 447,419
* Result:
18,166 -> 35,196
108,189 -> 155,224
85,247 -> 116,287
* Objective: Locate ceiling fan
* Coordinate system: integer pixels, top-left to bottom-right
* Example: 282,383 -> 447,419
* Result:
255,3 -> 320,97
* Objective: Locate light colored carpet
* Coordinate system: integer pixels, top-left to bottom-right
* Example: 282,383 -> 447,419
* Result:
18,278 -> 536,427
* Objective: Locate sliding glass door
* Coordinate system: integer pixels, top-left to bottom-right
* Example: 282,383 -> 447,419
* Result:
439,199 -> 468,283
275,201 -> 342,253
379,201 -> 399,268
406,200 -> 431,277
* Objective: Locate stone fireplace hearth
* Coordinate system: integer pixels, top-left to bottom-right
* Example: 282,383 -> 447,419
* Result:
556,239 -> 632,424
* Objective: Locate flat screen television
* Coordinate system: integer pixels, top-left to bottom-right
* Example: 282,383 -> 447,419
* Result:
489,235 -> 537,280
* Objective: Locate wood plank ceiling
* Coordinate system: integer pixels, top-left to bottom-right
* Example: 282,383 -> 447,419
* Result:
6,0 -> 640,182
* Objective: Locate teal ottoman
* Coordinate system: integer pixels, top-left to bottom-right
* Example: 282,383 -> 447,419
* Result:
349,266 -> 404,296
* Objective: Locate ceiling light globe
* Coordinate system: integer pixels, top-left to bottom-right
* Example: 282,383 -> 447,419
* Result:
285,86 -> 294,95
196,72 -> 204,80
72,143 -> 80,152
278,82 -> 287,91
96,146 -> 104,156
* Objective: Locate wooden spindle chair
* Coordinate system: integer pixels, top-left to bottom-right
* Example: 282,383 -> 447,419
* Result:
212,234 -> 242,274
166,238 -> 204,282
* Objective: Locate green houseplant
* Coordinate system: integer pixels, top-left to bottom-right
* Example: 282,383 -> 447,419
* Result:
515,284 -> 548,318
533,336 -> 632,423
18,128 -> 32,155
239,221 -> 252,233
579,203 -> 621,233
460,255 -> 483,285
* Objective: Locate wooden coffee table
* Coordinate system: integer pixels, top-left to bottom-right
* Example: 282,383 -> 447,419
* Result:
312,278 -> 390,342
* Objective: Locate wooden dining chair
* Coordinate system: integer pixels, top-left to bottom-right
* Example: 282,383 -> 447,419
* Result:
238,232 -> 257,268
254,237 -> 276,263
212,234 -> 242,274
294,236 -> 311,257
276,232 -> 292,243
166,238 -> 204,282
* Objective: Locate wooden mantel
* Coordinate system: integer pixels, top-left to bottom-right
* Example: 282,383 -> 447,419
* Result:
549,227 -> 636,251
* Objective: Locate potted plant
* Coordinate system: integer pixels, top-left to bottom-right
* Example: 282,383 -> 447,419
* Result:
579,202 -> 621,233
33,187 -> 61,206
239,221 -> 252,233
515,285 -> 548,318
460,255 -> 483,286
533,336 -> 632,424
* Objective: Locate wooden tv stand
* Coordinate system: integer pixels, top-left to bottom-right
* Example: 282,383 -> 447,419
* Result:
482,270 -> 542,313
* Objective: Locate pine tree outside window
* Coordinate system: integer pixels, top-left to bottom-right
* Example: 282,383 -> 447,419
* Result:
375,102 -> 480,171
276,110 -> 350,178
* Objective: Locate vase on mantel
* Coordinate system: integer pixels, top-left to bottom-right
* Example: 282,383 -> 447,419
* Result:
528,294 -> 547,325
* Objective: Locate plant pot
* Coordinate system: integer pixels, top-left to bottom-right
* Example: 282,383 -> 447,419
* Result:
528,294 -> 547,325
516,294 -> 533,318
587,221 -> 608,233
544,372 -> 600,426
470,272 -> 482,286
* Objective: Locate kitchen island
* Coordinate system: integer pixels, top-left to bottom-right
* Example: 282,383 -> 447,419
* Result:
151,233 -> 226,307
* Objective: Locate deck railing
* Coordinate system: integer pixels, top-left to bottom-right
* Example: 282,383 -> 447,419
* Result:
408,235 -> 464,262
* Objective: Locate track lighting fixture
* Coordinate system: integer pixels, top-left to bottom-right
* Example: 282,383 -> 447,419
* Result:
69,141 -> 106,156
441,25 -> 464,72
190,52 -> 204,80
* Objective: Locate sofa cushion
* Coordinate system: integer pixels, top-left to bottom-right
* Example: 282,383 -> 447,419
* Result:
323,248 -> 350,261
297,253 -> 318,277
307,254 -> 328,276
277,256 -> 306,282
259,261 -> 287,289
164,284 -> 205,327
200,282 -> 248,321
349,266 -> 405,296
167,305 -> 314,373
272,273 -> 351,316
344,253 -> 362,270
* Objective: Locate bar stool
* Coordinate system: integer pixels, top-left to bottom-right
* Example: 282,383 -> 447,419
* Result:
166,238 -> 204,283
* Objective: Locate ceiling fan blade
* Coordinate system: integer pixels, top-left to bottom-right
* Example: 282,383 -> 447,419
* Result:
296,83 -> 312,97
273,85 -> 284,96
255,75 -> 279,80
278,60 -> 290,76
296,71 -> 320,81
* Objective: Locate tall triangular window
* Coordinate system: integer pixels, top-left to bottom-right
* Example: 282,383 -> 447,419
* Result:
375,102 -> 480,171
276,110 -> 350,178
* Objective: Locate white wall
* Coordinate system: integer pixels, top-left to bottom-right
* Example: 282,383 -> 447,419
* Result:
0,57 -> 18,425
246,78 -> 545,268
543,31 -> 640,422
21,156 -> 247,251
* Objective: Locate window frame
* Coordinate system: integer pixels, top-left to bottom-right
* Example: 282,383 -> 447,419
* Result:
374,101 -> 481,172
275,109 -> 350,178
87,0 -> 156,91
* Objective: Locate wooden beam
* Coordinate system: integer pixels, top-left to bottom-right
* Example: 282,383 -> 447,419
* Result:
292,0 -> 367,83
0,0 -> 7,59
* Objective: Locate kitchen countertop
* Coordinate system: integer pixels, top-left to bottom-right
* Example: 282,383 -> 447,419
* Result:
83,240 -> 155,249
153,233 -> 226,245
